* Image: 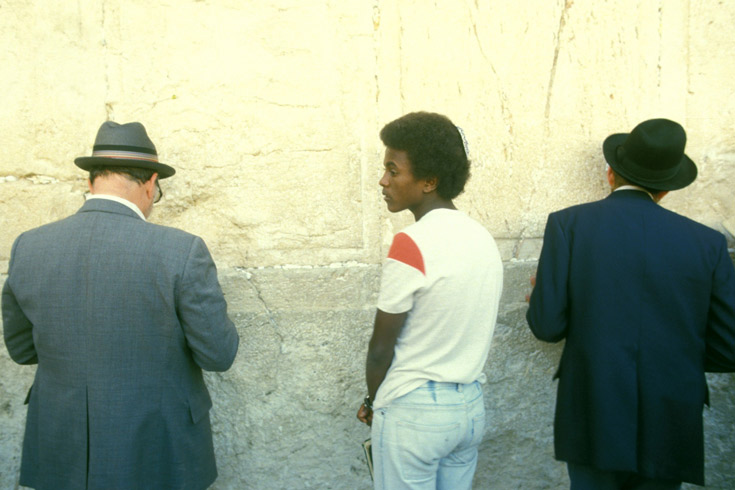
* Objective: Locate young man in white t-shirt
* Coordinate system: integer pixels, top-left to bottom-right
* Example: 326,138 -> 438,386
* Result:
357,112 -> 503,490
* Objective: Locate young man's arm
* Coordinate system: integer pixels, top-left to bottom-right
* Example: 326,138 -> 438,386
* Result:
357,309 -> 407,425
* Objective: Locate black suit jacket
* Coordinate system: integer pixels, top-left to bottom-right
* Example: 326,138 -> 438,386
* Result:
526,190 -> 735,485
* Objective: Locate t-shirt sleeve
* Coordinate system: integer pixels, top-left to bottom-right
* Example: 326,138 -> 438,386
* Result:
377,232 -> 426,314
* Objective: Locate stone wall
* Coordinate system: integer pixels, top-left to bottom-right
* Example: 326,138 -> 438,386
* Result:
1,1 -> 734,488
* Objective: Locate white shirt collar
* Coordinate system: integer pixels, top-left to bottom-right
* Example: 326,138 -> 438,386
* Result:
614,185 -> 654,201
86,194 -> 147,221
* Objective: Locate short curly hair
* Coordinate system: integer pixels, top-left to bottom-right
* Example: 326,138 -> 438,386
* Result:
379,112 -> 470,200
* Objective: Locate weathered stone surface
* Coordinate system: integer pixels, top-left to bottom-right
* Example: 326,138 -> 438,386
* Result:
477,261 -> 568,489
3,1 -> 735,489
3,260 -> 735,489
0,178 -> 84,258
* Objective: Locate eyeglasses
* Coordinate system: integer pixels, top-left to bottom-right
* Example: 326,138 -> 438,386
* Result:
154,179 -> 163,203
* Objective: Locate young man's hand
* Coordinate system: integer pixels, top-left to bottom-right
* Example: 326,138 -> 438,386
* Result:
525,275 -> 536,302
356,403 -> 373,426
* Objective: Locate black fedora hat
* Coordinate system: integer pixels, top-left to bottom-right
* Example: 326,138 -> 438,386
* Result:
602,118 -> 697,191
75,121 -> 176,179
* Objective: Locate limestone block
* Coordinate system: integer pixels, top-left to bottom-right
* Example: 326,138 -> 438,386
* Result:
685,2 -> 735,236
208,262 -> 574,489
494,238 -> 519,262
2,261 -> 735,489
3,0 -> 735,268
2,0 -> 735,488
0,178 -> 85,261
90,0 -> 382,268
1,0 -> 384,269
0,2 -> 107,181
700,373 -> 735,489
495,237 -> 545,263
207,268 -> 379,489
515,238 -> 544,262
476,261 -> 568,488
374,0 -> 735,239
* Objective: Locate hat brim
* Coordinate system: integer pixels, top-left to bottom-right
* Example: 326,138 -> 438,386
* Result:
74,157 -> 176,179
602,133 -> 697,191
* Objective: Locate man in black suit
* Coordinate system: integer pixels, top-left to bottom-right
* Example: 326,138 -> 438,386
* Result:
526,118 -> 735,489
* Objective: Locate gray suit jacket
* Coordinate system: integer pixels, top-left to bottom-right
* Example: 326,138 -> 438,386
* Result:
2,198 -> 239,490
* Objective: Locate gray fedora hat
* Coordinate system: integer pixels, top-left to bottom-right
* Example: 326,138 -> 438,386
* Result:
75,121 -> 176,179
602,118 -> 696,191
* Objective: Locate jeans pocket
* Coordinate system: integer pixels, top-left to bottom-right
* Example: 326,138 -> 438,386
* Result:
396,419 -> 461,481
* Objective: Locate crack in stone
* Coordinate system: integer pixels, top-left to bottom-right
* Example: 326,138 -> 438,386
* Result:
657,2 -> 663,89
465,1 -> 514,155
545,0 -> 573,126
101,0 -> 116,121
238,269 -> 284,345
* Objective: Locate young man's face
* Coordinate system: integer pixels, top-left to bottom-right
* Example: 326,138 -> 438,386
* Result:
379,147 -> 429,214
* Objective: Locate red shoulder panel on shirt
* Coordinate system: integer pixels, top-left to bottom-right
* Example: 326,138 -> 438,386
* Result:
387,232 -> 425,275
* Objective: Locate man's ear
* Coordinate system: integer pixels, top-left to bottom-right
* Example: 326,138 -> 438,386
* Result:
423,176 -> 438,194
606,165 -> 615,189
145,172 -> 159,198
653,190 -> 669,203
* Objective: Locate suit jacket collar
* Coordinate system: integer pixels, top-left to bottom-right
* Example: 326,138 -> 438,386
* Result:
606,188 -> 655,203
77,197 -> 146,221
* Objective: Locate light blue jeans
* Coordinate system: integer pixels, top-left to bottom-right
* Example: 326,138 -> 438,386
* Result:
371,380 -> 486,490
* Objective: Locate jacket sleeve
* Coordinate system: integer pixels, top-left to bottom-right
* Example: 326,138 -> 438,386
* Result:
176,236 -> 239,372
704,238 -> 735,372
526,212 -> 570,343
2,235 -> 38,365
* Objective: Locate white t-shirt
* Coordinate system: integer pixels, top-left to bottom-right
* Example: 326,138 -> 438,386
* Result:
373,208 -> 503,409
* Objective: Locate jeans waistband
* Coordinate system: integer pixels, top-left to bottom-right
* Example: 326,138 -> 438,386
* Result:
419,380 -> 478,393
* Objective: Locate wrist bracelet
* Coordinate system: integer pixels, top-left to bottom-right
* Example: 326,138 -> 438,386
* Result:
363,395 -> 373,411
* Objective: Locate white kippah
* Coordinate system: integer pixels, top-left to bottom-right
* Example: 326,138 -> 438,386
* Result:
456,126 -> 470,158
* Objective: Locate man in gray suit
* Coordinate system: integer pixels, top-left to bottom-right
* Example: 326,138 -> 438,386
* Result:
2,121 -> 239,490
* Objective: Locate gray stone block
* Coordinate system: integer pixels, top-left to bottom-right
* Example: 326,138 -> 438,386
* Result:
2,263 -> 734,489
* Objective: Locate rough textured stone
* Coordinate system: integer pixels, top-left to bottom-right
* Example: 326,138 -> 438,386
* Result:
2,1 -> 735,489
0,179 -> 84,257
3,261 -> 735,489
